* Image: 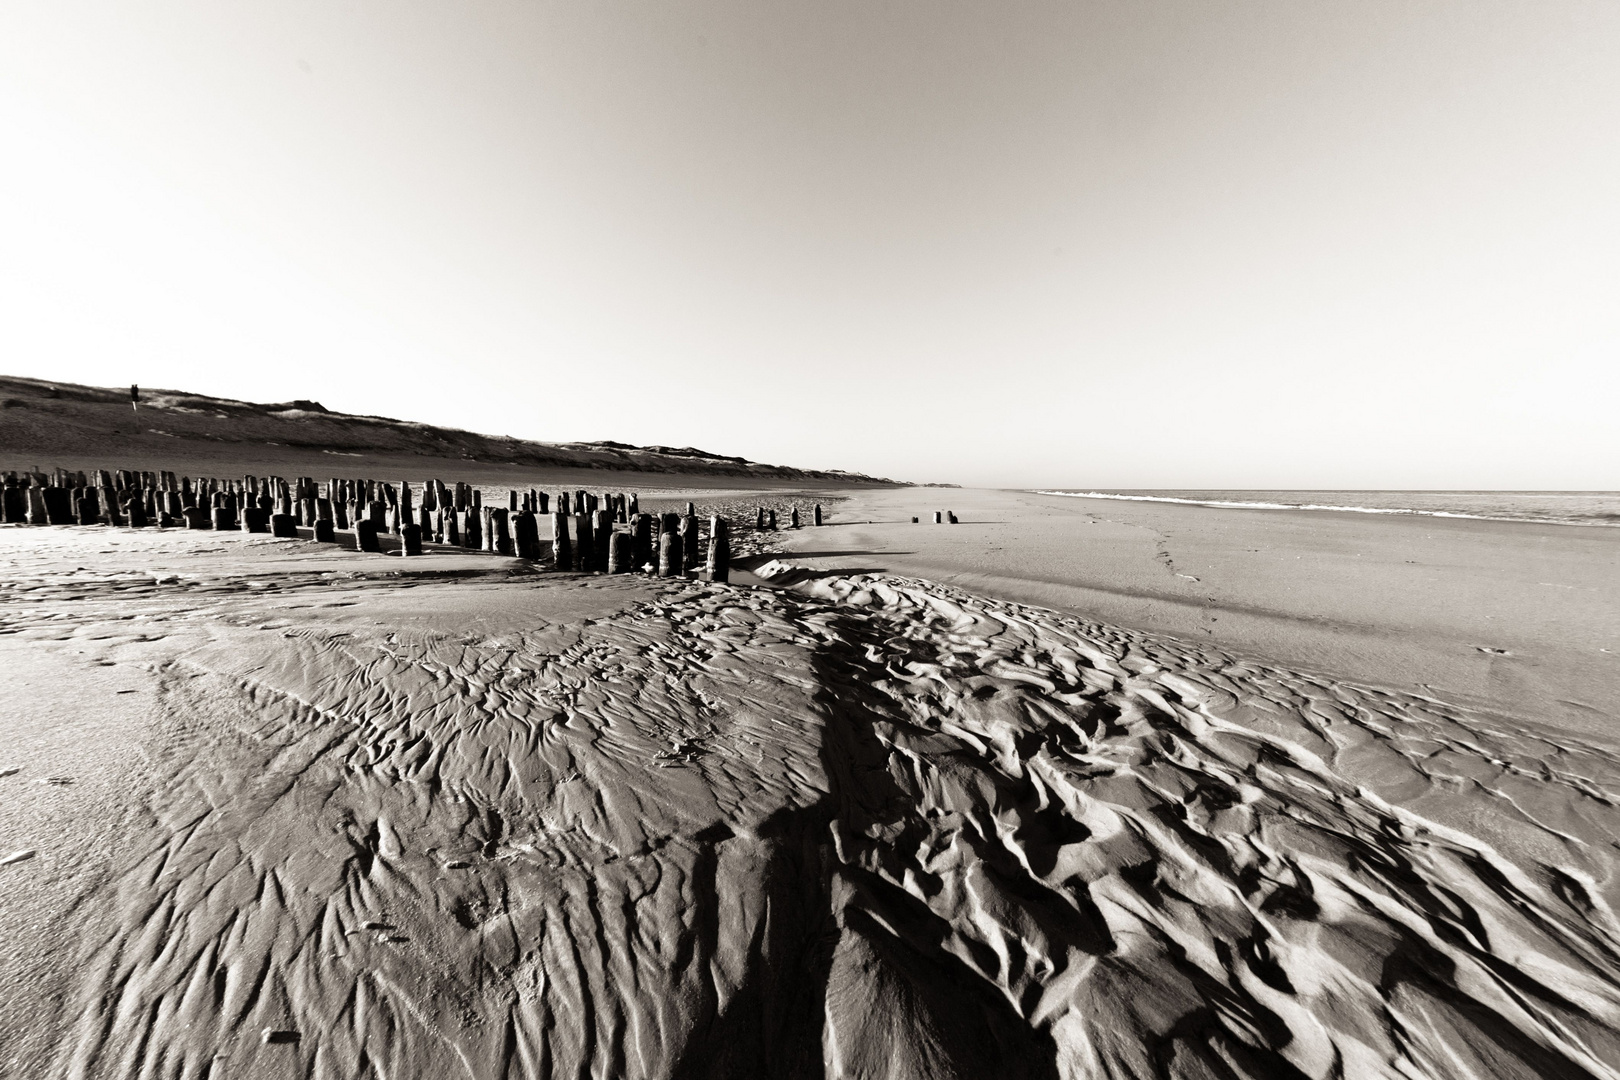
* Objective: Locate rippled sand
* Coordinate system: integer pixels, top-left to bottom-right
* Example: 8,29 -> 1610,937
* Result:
2,528 -> 1619,1078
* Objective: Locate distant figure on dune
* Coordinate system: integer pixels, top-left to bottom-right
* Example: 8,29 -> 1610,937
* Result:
130,384 -> 139,412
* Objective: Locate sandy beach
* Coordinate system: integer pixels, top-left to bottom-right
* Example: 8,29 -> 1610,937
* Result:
2,501 -> 1619,1077
775,487 -> 1620,737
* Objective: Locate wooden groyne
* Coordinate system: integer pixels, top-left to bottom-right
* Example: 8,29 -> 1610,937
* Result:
0,469 -> 832,581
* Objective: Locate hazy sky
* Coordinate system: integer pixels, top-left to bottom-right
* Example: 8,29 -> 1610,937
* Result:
3,2 -> 1616,488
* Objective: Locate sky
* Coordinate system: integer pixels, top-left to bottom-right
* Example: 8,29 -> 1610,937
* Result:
2,1 -> 1617,489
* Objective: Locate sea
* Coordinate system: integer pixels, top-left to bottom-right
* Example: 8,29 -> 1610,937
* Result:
1033,490 -> 1620,528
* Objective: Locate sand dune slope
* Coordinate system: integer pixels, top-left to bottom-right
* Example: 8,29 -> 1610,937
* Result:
2,531 -> 1618,1078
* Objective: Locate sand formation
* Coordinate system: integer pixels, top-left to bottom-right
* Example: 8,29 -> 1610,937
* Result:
1,521 -> 1618,1078
0,467 -> 835,583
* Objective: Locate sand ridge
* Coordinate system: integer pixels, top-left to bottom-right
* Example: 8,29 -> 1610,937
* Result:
1,528 -> 1619,1077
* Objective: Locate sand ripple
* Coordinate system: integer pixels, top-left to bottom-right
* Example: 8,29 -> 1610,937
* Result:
3,546 -> 1619,1078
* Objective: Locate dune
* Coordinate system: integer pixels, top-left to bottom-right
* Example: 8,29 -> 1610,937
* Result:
3,517 -> 1619,1078
0,375 -> 897,492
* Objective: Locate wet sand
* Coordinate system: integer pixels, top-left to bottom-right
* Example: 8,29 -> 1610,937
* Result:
776,487 -> 1620,736
2,521 -> 1619,1077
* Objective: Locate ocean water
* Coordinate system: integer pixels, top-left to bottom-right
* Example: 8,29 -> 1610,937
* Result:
1034,490 -> 1620,528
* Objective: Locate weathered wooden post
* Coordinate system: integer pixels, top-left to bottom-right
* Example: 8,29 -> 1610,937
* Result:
948,512 -> 958,524
314,519 -> 335,542
400,523 -> 423,556
592,511 -> 613,572
514,511 -> 541,560
766,509 -> 777,531
418,506 -> 433,537
491,508 -> 513,556
573,513 -> 593,571
270,512 -> 298,537
627,493 -> 639,517
43,487 -> 74,525
354,519 -> 381,552
125,495 -> 149,529
790,507 -> 799,529
933,511 -> 942,524
461,508 -> 482,550
75,489 -> 101,526
210,505 -> 233,531
551,512 -> 572,571
679,514 -> 701,569
658,530 -> 681,578
755,506 -> 765,530
443,508 -> 461,546
631,513 -> 654,570
814,504 -> 822,526
608,531 -> 632,573
685,501 -> 695,517
537,492 -> 549,514
706,516 -> 730,583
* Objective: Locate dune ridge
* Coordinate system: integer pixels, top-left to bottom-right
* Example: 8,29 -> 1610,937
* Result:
1,527 -> 1618,1077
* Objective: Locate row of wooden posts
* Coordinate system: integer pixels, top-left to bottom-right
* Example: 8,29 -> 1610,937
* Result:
0,469 -> 828,583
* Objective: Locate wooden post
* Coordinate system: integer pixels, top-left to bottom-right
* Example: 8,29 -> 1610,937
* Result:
210,505 -> 234,531
685,501 -> 695,517
491,508 -> 513,555
631,513 -> 654,570
814,504 -> 822,526
354,519 -> 381,552
537,492 -> 549,514
679,514 -> 701,569
706,516 -> 730,583
513,511 -> 541,560
608,531 -> 632,574
948,512 -> 957,524
933,511 -> 942,524
400,523 -> 423,556
270,512 -> 298,537
766,509 -> 777,531
551,512 -> 572,571
573,513 -> 593,572
314,519 -> 336,543
755,506 -> 765,530
658,531 -> 681,578
592,511 -> 613,571
790,507 -> 799,529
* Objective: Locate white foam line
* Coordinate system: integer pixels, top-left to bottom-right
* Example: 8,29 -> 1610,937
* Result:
1031,491 -> 1619,528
